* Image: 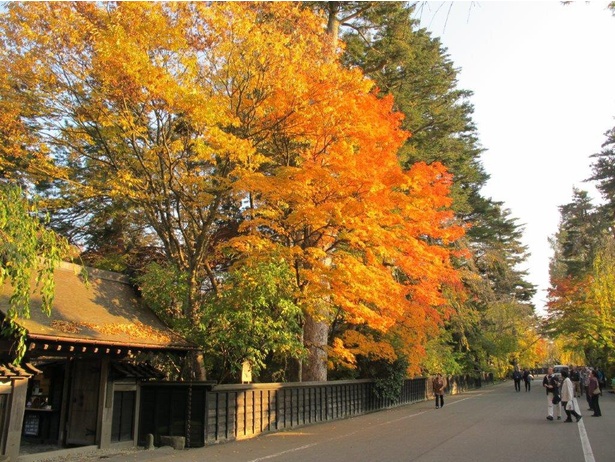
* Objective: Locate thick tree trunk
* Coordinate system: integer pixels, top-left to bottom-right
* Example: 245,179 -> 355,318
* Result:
183,350 -> 206,381
302,312 -> 328,382
326,2 -> 340,51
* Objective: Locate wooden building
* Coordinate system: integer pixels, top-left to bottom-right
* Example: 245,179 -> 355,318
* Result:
0,262 -> 195,461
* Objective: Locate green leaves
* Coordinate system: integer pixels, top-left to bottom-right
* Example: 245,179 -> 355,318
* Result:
0,183 -> 71,362
138,257 -> 305,382
199,259 -> 305,381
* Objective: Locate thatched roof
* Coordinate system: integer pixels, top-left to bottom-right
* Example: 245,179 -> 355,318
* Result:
0,262 -> 195,353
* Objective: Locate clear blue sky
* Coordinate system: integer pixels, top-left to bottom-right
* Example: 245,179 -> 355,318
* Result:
413,1 -> 615,315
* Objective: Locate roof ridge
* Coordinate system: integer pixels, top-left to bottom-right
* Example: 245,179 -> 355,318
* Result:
57,261 -> 131,284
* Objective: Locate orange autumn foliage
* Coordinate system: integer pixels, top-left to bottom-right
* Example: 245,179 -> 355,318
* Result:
547,275 -> 590,320
1,1 -> 467,372
231,55 -> 466,368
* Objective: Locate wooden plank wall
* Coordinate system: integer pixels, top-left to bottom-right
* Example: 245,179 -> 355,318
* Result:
204,374 -> 494,445
205,378 -> 428,445
136,374 -> 493,447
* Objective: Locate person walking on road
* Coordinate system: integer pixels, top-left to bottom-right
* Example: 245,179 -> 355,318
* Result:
513,368 -> 522,392
588,369 -> 602,417
523,369 -> 533,392
570,365 -> 581,398
584,367 -> 593,411
580,367 -> 589,397
433,373 -> 446,409
543,367 -> 562,421
560,369 -> 582,423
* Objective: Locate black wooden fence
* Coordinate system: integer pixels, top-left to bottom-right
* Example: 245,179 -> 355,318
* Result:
139,373 -> 493,448
207,379 -> 391,445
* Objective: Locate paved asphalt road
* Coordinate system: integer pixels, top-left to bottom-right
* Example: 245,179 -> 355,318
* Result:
75,378 -> 615,462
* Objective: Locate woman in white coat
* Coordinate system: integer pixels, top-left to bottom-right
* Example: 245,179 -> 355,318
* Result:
561,369 -> 582,423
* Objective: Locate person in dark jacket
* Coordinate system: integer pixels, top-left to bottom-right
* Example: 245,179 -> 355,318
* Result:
588,369 -> 602,417
523,369 -> 533,392
570,365 -> 581,398
513,368 -> 522,392
543,367 -> 562,421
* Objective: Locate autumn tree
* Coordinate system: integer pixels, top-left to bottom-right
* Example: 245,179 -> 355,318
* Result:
547,125 -> 615,369
237,154 -> 465,379
0,2 -> 339,379
0,64 -> 63,184
318,1 -> 488,220
547,235 -> 615,368
446,201 -> 537,376
1,2 -> 466,381
227,7 -> 467,379
341,4 -> 537,376
313,2 -> 536,377
583,238 -> 615,366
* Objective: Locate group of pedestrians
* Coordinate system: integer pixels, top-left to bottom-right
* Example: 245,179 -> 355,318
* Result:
542,365 -> 603,423
512,368 -> 534,392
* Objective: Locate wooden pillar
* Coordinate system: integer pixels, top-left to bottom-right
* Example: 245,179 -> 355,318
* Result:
133,382 -> 141,448
57,359 -> 71,446
3,377 -> 28,461
97,357 -> 111,449
0,380 -> 11,459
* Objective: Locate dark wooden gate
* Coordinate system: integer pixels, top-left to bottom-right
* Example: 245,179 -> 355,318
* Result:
66,359 -> 101,445
111,390 -> 136,442
138,383 -> 212,448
